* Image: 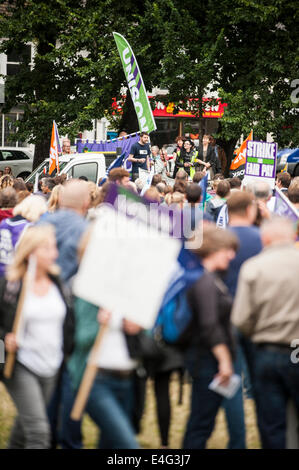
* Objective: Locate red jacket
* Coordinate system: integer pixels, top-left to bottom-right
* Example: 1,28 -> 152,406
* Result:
0,208 -> 14,223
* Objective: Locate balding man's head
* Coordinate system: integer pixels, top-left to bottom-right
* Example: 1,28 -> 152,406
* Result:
253,181 -> 272,201
59,179 -> 90,215
260,216 -> 296,247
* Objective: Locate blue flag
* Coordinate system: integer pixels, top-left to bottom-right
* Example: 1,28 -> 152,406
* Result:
199,174 -> 208,208
99,153 -> 126,186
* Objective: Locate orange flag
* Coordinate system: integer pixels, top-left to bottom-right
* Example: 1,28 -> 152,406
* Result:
230,130 -> 253,170
49,121 -> 60,175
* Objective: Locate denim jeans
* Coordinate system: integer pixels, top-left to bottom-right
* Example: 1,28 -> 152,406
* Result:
47,366 -> 83,449
251,345 -> 299,449
86,371 -> 139,449
4,362 -> 57,449
183,350 -> 223,449
222,336 -> 246,449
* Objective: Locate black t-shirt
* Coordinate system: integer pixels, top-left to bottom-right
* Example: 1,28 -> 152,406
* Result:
130,142 -> 151,173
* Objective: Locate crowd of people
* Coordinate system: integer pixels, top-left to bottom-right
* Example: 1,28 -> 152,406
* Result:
0,132 -> 299,450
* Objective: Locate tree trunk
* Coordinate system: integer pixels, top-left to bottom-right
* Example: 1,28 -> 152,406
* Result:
33,137 -> 51,170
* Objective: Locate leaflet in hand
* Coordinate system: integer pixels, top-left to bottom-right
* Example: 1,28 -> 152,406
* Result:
208,374 -> 241,399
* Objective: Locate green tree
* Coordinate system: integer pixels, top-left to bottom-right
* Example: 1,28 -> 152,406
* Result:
0,0 -> 148,167
146,0 -> 299,167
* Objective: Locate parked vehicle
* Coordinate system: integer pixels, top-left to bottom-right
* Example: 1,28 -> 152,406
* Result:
276,148 -> 299,176
0,147 -> 33,178
25,152 -> 117,184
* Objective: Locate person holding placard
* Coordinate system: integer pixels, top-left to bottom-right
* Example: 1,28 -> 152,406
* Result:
0,225 -> 73,449
66,299 -> 143,449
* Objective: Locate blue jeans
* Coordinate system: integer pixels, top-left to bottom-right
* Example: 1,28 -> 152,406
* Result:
252,345 -> 299,449
222,337 -> 246,449
183,350 -> 224,449
86,371 -> 139,449
47,366 -> 83,449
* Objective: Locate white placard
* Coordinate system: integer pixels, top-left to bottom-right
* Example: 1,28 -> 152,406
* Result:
73,206 -> 180,329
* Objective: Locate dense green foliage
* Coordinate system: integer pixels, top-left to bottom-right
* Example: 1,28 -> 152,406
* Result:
0,0 -> 298,167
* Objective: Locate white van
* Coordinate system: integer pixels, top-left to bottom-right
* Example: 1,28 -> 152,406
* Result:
25,152 -> 117,184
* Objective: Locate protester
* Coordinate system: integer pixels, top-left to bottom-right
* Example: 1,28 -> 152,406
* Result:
13,178 -> 27,193
206,180 -> 231,222
87,182 -> 102,208
232,217 -> 299,449
4,166 -> 13,176
183,225 -> 239,448
108,168 -> 131,188
38,179 -> 90,283
0,195 -> 47,278
48,185 -> 63,213
134,178 -> 145,195
0,225 -> 74,448
287,181 -> 299,211
62,139 -> 71,155
127,132 -> 151,181
216,190 -> 262,448
13,195 -> 47,223
197,134 -> 219,178
66,302 -> 142,449
209,174 -> 225,197
173,139 -> 200,179
173,136 -> 185,161
0,187 -> 17,222
151,174 -> 163,187
41,177 -> 56,200
209,136 -> 227,175
25,182 -> 34,193
229,177 -> 242,190
276,172 -> 291,193
0,175 -> 14,190
175,169 -> 189,183
16,190 -> 30,204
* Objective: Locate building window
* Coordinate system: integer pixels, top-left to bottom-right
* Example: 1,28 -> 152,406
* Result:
0,113 -> 25,147
6,45 -> 32,76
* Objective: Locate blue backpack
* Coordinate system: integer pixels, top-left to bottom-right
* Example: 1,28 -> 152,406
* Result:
154,255 -> 204,346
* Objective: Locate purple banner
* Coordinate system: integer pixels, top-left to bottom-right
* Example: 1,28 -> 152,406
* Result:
274,187 -> 299,222
76,134 -> 140,162
245,141 -> 277,179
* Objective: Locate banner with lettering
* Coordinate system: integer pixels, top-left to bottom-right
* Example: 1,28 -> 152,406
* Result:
113,32 -> 157,134
229,130 -> 253,179
244,140 -> 277,188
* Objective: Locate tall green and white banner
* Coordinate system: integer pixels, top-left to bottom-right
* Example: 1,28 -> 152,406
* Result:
113,32 -> 157,134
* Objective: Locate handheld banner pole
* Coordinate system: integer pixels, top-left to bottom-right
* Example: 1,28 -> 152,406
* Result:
4,256 -> 36,379
70,323 -> 108,421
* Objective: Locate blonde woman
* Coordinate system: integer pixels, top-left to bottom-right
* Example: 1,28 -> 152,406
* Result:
0,174 -> 14,190
13,195 -> 47,223
0,225 -> 73,448
48,184 -> 63,213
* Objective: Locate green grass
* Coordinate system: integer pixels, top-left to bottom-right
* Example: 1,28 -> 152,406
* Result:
0,374 -> 261,449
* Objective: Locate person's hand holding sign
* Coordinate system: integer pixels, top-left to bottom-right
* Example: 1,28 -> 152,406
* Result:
5,333 -> 18,353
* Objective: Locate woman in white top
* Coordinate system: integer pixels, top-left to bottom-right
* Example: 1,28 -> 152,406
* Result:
0,225 -> 72,449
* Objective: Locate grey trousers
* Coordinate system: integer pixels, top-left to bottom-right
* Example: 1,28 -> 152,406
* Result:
4,361 -> 58,449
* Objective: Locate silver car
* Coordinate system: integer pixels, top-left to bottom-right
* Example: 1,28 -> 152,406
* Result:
0,147 -> 33,179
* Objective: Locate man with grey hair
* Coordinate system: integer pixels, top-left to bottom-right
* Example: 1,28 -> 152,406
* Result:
232,216 -> 299,449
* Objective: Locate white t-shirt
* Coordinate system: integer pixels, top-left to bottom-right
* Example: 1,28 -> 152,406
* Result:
17,284 -> 66,377
95,311 -> 137,371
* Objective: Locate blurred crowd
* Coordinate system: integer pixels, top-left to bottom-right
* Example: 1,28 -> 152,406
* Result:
0,144 -> 299,450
